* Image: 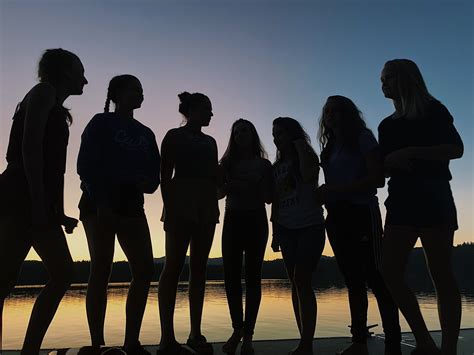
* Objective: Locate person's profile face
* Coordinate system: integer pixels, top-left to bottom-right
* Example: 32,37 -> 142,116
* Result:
66,58 -> 88,95
233,122 -> 253,149
272,124 -> 291,153
381,65 -> 398,99
323,99 -> 343,130
117,79 -> 144,110
191,98 -> 213,127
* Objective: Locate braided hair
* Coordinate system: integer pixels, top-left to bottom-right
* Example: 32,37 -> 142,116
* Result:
104,74 -> 139,113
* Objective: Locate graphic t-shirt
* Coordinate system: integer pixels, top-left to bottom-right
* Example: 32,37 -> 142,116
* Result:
77,112 -> 161,216
273,160 -> 324,229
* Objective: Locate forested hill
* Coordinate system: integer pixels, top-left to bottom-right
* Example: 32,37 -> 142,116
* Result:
14,243 -> 474,292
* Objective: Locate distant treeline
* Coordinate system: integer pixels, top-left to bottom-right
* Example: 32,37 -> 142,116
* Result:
15,243 -> 474,292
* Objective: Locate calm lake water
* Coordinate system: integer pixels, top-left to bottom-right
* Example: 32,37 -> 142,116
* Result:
3,280 -> 474,349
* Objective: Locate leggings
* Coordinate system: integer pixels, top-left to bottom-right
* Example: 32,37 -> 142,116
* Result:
222,208 -> 268,336
326,202 -> 401,351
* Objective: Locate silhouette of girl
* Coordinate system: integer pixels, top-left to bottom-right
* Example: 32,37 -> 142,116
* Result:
378,59 -> 463,355
77,75 -> 160,354
316,95 -> 401,355
158,92 -> 219,355
271,117 -> 325,355
0,48 -> 87,354
219,119 -> 272,354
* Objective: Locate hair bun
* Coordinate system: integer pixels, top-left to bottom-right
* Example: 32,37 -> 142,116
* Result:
178,91 -> 192,115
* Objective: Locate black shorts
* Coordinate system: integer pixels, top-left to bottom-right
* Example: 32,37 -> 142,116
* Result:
78,191 -> 145,220
385,179 -> 458,230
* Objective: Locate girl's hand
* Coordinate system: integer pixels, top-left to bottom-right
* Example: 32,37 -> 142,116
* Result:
271,237 -> 280,252
385,148 -> 413,172
60,214 -> 78,234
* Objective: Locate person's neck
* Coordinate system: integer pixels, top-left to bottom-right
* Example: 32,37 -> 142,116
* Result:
115,107 -> 134,119
54,85 -> 68,106
392,99 -> 403,117
185,121 -> 202,133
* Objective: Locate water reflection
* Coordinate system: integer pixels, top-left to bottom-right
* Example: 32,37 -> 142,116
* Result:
3,280 -> 474,349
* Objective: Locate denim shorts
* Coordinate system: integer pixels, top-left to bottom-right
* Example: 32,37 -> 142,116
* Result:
273,223 -> 325,271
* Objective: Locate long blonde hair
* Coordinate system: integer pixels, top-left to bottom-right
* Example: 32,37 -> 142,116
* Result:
384,59 -> 437,118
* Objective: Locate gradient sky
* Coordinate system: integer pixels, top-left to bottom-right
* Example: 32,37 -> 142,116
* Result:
0,0 -> 472,262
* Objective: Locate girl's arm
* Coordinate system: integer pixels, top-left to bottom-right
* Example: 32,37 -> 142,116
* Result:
160,130 -> 177,209
77,114 -> 110,207
217,163 -> 228,200
54,175 -> 78,234
138,130 -> 161,193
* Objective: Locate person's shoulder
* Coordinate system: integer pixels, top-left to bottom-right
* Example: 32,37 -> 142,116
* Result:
88,112 -> 113,125
26,82 -> 57,107
31,82 -> 56,97
163,127 -> 181,142
359,128 -> 377,142
426,100 -> 453,123
166,127 -> 181,136
203,132 -> 217,145
378,113 -> 396,132
133,119 -> 156,137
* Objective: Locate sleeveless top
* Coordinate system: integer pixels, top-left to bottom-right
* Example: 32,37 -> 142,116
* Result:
0,101 -> 69,220
161,127 -> 220,230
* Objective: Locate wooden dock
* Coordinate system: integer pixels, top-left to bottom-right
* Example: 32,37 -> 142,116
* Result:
2,329 -> 473,354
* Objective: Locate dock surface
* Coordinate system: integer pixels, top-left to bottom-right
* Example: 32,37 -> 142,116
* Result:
2,329 -> 473,354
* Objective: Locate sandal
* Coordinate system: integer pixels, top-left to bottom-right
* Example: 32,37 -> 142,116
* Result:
101,348 -> 127,355
156,342 -> 193,355
123,341 -> 151,355
186,335 -> 214,354
222,329 -> 244,353
240,342 -> 255,355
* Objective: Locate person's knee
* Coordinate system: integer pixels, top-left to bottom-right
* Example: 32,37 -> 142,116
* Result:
161,260 -> 185,280
293,267 -> 313,289
345,278 -> 367,294
89,263 -> 113,284
51,261 -> 74,290
245,273 -> 262,290
427,263 -> 457,290
0,278 -> 15,300
133,261 -> 155,284
189,268 -> 207,286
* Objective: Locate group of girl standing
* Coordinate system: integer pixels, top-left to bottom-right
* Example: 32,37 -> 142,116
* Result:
0,49 -> 463,355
